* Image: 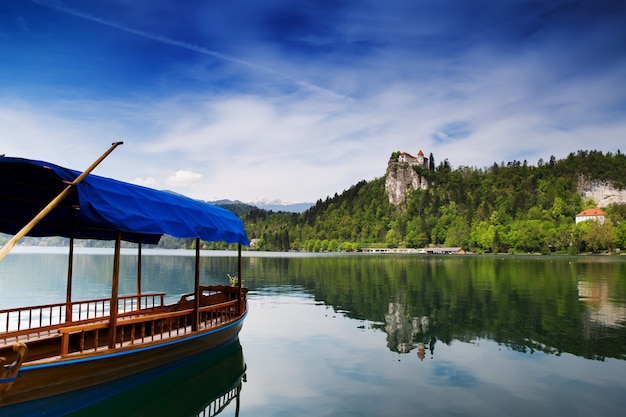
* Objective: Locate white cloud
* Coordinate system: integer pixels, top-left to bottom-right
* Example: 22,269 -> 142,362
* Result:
131,177 -> 161,188
3,27 -> 626,204
3,72 -> 626,204
4,0 -> 624,204
166,170 -> 204,187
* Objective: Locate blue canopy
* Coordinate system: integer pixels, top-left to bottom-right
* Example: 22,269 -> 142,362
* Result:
0,156 -> 249,246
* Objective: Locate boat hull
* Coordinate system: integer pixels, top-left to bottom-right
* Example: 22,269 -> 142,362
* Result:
0,316 -> 244,408
1,336 -> 245,417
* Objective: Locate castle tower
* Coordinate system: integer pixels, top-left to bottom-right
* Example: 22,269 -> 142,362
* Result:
417,150 -> 425,168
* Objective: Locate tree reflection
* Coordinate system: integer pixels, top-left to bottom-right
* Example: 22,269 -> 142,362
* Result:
242,255 -> 626,361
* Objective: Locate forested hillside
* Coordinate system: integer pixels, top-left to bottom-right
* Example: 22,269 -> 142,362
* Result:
243,150 -> 626,254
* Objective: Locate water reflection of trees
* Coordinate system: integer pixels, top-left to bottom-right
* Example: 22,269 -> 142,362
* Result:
243,255 -> 626,361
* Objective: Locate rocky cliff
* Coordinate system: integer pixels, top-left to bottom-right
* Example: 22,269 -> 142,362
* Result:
384,160 -> 428,206
577,176 -> 626,207
386,162 -> 626,208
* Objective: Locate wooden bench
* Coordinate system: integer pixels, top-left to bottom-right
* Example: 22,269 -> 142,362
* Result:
58,322 -> 110,356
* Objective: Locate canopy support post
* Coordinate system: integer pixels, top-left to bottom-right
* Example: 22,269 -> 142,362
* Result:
65,234 -> 74,323
137,237 -> 142,310
109,231 -> 122,349
237,244 -> 243,316
193,238 -> 201,332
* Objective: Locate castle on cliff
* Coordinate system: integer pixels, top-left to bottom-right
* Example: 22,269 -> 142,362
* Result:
385,149 -> 430,206
397,150 -> 428,169
387,150 -> 626,209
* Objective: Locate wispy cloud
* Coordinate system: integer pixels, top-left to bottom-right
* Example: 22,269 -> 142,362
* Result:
30,0 -> 345,99
3,1 -> 625,202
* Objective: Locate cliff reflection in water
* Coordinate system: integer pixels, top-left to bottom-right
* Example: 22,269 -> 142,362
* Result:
243,254 -> 626,361
386,301 -> 434,359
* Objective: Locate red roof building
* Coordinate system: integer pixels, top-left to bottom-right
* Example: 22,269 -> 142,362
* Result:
396,150 -> 428,169
575,208 -> 608,225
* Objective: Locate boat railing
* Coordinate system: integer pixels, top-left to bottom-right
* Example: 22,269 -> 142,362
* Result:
177,285 -> 243,303
0,293 -> 166,339
198,300 -> 239,328
57,308 -> 194,356
2,287 -> 246,358
58,298 -> 244,356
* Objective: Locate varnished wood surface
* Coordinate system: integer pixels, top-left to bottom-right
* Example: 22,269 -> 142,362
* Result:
0,312 -> 245,406
0,287 -> 247,408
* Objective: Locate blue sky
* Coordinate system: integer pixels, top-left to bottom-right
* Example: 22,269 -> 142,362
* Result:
1,0 -> 625,204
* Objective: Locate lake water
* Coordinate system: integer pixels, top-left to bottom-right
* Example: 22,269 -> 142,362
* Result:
1,248 -> 626,416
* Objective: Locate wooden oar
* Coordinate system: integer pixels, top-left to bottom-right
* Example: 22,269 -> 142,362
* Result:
0,141 -> 123,261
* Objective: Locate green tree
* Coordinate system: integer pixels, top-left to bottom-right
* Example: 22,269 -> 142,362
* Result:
470,220 -> 490,251
583,221 -> 617,252
444,217 -> 470,248
385,229 -> 401,248
615,222 -> 626,250
492,227 -> 502,253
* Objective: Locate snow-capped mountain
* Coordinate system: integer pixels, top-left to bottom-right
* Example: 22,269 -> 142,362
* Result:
247,198 -> 313,213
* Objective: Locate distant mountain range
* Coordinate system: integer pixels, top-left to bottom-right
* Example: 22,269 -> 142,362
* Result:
161,191 -> 313,214
210,199 -> 313,214
247,198 -> 314,213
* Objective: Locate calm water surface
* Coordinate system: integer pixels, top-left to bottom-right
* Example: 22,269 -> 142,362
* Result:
1,248 -> 626,416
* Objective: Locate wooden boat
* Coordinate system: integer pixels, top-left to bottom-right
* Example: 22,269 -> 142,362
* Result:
0,143 -> 250,408
1,338 -> 246,416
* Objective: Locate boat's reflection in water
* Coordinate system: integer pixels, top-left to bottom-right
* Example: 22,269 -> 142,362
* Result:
5,338 -> 246,417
